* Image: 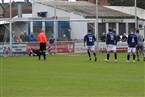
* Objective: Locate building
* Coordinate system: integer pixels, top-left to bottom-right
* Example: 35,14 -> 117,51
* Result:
0,3 -> 5,18
32,0 -> 136,41
105,6 -> 145,37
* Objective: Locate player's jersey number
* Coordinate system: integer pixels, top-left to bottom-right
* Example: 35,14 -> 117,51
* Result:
89,37 -> 93,42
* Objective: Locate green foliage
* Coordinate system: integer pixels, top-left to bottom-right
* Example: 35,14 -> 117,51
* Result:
0,53 -> 144,97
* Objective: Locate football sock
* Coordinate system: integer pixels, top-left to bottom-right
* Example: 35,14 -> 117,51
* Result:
136,52 -> 139,59
114,52 -> 117,60
133,54 -> 136,60
87,50 -> 91,57
38,52 -> 41,60
127,54 -> 130,61
93,53 -> 96,57
43,52 -> 46,59
107,53 -> 110,60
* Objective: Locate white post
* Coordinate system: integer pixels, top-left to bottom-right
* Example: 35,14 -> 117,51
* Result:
95,0 -> 99,50
135,0 -> 137,28
53,1 -> 57,54
9,0 -> 12,50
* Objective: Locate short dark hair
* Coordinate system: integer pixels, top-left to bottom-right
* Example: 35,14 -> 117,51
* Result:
108,28 -> 112,32
88,29 -> 91,33
136,29 -> 139,33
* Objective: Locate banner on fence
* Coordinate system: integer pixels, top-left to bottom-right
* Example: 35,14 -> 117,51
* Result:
26,42 -> 75,55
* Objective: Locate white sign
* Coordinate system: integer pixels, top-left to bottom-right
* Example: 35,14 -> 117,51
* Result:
12,44 -> 27,52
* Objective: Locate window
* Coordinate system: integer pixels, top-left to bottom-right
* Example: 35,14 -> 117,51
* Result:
98,23 -> 106,41
119,23 -> 126,35
37,12 -> 47,17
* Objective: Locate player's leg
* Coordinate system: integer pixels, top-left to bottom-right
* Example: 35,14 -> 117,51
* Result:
136,46 -> 140,61
42,43 -> 46,60
90,45 -> 97,61
132,48 -> 136,62
113,45 -> 117,62
139,45 -> 145,61
87,46 -> 92,61
38,51 -> 42,60
39,43 -> 42,60
105,45 -> 110,61
127,47 -> 131,62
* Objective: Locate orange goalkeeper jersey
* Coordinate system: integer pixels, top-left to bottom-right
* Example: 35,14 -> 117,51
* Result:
37,31 -> 48,45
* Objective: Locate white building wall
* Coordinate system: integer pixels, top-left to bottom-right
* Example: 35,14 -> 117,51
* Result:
105,6 -> 145,36
32,2 -> 87,39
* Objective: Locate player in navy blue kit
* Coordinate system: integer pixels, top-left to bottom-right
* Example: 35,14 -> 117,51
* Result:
105,28 -> 117,62
127,29 -> 138,62
84,30 -> 97,61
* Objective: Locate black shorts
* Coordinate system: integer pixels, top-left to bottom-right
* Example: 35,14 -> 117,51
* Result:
136,45 -> 144,51
40,43 -> 46,51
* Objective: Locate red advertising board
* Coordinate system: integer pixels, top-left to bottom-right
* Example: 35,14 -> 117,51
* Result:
26,42 -> 75,55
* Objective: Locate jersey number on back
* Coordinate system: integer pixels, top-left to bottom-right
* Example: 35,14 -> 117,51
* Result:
89,37 -> 93,42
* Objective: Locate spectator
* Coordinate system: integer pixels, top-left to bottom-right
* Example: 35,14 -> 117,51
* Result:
29,32 -> 36,42
12,31 -> 18,42
20,32 -> 25,42
61,33 -> 68,41
24,31 -> 29,42
116,34 -> 121,42
100,32 -> 106,42
17,37 -> 22,43
122,33 -> 128,42
49,33 -> 55,44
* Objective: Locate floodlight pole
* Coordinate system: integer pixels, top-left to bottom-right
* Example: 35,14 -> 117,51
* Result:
95,0 -> 99,50
135,0 -> 137,28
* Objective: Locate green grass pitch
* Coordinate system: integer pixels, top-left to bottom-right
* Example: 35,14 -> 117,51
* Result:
0,53 -> 144,97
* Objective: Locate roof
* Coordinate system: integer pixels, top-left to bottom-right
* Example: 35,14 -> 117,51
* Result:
36,0 -> 134,18
104,6 -> 145,20
0,3 -> 6,17
1,2 -> 32,18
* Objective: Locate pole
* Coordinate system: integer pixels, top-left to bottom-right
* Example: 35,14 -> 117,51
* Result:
95,0 -> 99,50
53,1 -> 57,54
9,0 -> 12,50
135,0 -> 137,28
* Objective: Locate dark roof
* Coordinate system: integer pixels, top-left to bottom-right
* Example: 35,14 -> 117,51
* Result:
36,0 -> 134,18
1,2 -> 32,18
0,3 -> 6,17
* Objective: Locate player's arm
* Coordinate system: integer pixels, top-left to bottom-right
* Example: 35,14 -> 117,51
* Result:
114,35 -> 117,45
127,35 -> 130,45
135,36 -> 138,46
93,35 -> 96,42
84,36 -> 86,47
106,34 -> 109,45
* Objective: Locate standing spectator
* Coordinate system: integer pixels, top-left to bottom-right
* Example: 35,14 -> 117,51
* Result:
84,29 -> 97,62
126,29 -> 138,62
122,33 -> 128,42
116,34 -> 121,42
100,32 -> 106,42
12,31 -> 18,42
49,33 -> 55,44
105,28 -> 117,62
37,29 -> 49,60
135,29 -> 145,61
29,32 -> 36,42
17,36 -> 22,43
20,32 -> 25,42
24,31 -> 29,42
